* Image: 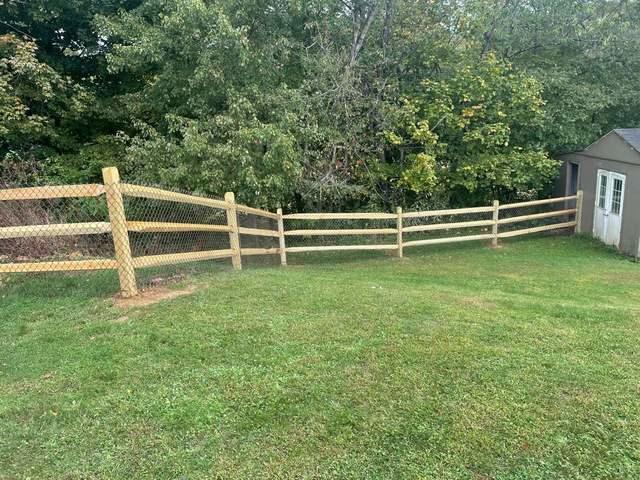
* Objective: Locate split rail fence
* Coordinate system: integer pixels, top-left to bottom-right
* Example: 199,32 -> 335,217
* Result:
0,167 -> 583,297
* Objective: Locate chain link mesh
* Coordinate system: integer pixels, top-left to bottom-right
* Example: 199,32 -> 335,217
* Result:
498,198 -> 578,235
122,185 -> 231,290
0,182 -> 284,293
0,185 -> 118,285
283,217 -> 398,249
237,211 -> 281,268
283,199 -> 577,260
0,178 -> 578,295
402,210 -> 493,245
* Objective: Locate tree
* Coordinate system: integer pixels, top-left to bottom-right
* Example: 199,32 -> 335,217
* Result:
97,0 -> 302,208
0,0 -> 144,183
2,0 -> 638,211
464,0 -> 640,153
0,34 -> 90,184
385,56 -> 558,206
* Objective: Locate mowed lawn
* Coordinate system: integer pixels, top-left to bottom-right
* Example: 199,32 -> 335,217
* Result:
1,236 -> 640,479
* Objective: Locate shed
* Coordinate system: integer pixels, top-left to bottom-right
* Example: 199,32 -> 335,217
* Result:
559,129 -> 640,256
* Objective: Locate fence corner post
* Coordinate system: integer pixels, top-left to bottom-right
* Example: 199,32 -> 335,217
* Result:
102,166 -> 138,297
277,207 -> 287,266
491,200 -> 500,248
575,190 -> 584,234
224,192 -> 242,270
396,207 -> 404,258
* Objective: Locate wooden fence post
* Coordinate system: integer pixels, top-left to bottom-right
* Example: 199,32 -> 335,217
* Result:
396,207 -> 403,258
491,200 -> 500,248
277,207 -> 287,266
224,192 -> 242,270
102,167 -> 138,297
575,190 -> 584,234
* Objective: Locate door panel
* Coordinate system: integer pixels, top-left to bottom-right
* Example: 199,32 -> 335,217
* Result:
605,174 -> 625,246
593,169 -> 625,247
593,170 -> 608,243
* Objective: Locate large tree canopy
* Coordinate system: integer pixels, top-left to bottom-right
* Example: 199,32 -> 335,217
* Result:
1,0 -> 639,209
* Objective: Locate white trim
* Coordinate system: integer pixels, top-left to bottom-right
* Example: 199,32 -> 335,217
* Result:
594,169 -> 606,208
593,169 -> 604,243
610,171 -> 626,217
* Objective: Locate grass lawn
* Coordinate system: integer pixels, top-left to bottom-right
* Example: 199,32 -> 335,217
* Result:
1,236 -> 640,479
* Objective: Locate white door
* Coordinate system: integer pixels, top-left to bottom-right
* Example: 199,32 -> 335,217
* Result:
593,169 -> 625,247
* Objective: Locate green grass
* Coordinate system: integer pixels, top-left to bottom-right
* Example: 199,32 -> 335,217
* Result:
2,236 -> 640,479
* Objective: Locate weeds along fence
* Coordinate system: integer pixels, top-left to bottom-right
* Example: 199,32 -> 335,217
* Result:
0,166 -> 583,297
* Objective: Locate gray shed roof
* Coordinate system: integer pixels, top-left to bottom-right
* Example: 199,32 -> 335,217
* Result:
614,129 -> 640,152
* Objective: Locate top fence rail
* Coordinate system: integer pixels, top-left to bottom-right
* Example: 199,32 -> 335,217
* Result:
120,183 -> 229,210
119,183 -> 276,220
0,184 -> 106,201
402,205 -> 496,218
283,212 -> 397,220
498,195 -> 577,210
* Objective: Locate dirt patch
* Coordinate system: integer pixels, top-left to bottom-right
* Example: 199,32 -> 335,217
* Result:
147,273 -> 187,287
114,284 -> 197,309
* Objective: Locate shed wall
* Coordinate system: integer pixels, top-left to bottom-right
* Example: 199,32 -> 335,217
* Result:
585,131 -> 640,165
561,152 -> 640,256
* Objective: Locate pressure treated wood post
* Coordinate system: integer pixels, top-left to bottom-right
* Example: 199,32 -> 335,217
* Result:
277,207 -> 287,266
396,207 -> 403,258
102,167 -> 138,297
575,190 -> 584,234
491,200 -> 500,248
225,192 -> 242,270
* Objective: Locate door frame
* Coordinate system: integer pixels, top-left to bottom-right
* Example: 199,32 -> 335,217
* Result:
568,162 -> 580,196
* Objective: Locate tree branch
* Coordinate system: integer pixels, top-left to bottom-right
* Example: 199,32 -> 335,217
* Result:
348,1 -> 380,68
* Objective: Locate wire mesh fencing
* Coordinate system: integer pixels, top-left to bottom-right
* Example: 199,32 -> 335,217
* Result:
280,210 -> 493,261
237,211 -> 281,268
498,197 -> 578,236
283,217 -> 398,248
0,169 -> 582,297
0,181 -> 285,293
280,196 -> 579,263
122,185 -> 232,290
402,209 -> 494,247
0,184 -> 117,273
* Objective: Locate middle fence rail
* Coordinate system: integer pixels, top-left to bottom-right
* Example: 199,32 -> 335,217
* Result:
0,166 -> 584,297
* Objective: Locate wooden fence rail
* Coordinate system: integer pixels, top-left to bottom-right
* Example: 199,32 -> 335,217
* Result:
0,222 -> 112,239
0,166 -> 583,296
278,194 -> 579,262
0,184 -> 105,201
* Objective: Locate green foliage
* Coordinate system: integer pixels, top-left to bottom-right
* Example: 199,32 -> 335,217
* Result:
451,151 -> 559,203
124,111 -> 300,208
96,0 -> 303,207
386,57 -> 558,205
400,152 -> 437,193
464,0 -> 640,153
0,34 -> 90,184
2,0 -> 640,208
46,136 -> 128,183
